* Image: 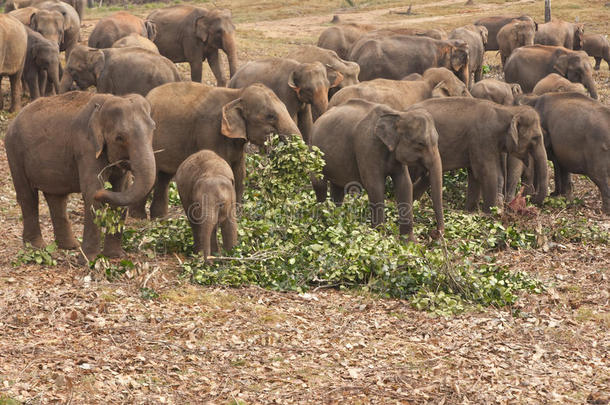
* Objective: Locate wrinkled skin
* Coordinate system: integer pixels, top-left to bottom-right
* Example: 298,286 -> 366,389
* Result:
474,14 -> 537,51
6,0 -> 85,21
349,35 -> 470,87
287,45 -> 359,98
317,23 -> 374,59
408,98 -> 548,212
129,82 -> 302,219
449,24 -> 487,84
88,11 -> 156,49
497,19 -> 536,66
35,1 -> 80,57
23,27 -> 60,100
535,20 -> 584,50
311,99 -> 444,240
470,78 -> 522,105
59,45 -> 182,96
532,73 -> 587,95
329,67 -> 470,110
10,7 -> 64,48
508,93 -> 609,213
112,33 -> 159,53
228,58 -> 338,143
5,92 -> 157,261
148,5 -> 237,86
175,150 -> 237,260
582,34 -> 610,70
0,15 -> 27,112
504,45 -> 598,99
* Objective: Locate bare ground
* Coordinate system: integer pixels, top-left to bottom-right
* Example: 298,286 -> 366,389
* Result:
1,0 -> 609,403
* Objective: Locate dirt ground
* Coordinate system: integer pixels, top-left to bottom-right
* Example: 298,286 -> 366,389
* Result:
1,0 -> 609,403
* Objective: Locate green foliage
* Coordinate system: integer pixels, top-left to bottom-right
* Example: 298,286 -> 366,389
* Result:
168,182 -> 181,207
0,396 -> 21,405
177,135 -> 542,314
90,256 -> 135,281
482,65 -> 491,74
13,243 -> 58,266
123,218 -> 193,256
93,182 -> 125,235
140,287 -> 159,300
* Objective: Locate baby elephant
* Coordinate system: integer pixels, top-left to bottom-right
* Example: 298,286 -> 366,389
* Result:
175,150 -> 237,260
470,78 -> 522,105
532,73 -> 587,95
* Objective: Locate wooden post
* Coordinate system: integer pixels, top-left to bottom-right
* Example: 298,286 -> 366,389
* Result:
545,0 -> 552,23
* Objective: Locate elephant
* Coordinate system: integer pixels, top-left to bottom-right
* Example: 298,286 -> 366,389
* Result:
449,24 -> 488,84
328,67 -> 470,110
23,26 -> 60,100
5,92 -> 157,261
348,35 -> 470,87
88,11 -> 156,49
497,19 -> 536,66
532,73 -> 587,95
5,0 -> 85,21
311,99 -> 444,240
535,20 -> 584,50
286,45 -> 359,98
470,79 -> 522,105
228,58 -> 340,143
582,34 -> 610,70
357,27 -> 449,42
112,33 -> 159,53
10,7 -> 64,47
175,149 -> 237,260
129,82 -> 301,219
407,97 -> 548,212
147,5 -> 237,86
474,15 -> 537,51
504,45 -> 598,99
35,1 -> 80,57
317,22 -> 374,59
509,92 -> 609,213
59,45 -> 182,96
0,14 -> 27,112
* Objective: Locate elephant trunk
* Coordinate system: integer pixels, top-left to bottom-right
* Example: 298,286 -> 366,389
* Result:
39,70 -> 48,98
58,68 -> 73,93
311,89 -> 329,122
47,62 -> 61,96
531,141 -> 549,205
222,33 -> 238,78
94,142 -> 156,206
278,114 -> 302,140
426,148 -> 444,233
459,64 -> 469,88
582,75 -> 598,99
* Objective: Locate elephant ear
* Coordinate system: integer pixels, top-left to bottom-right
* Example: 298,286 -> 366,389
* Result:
144,20 -> 157,41
325,65 -> 344,88
221,99 -> 247,140
88,101 -> 107,159
374,113 -> 400,152
29,12 -> 38,29
552,55 -> 569,76
194,16 -> 209,43
507,114 -> 520,152
87,49 -> 105,80
432,81 -> 449,97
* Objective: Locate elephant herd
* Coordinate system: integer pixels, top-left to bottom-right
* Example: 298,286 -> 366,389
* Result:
2,3 -> 609,263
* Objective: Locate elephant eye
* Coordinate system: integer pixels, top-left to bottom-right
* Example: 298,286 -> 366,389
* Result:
266,113 -> 277,122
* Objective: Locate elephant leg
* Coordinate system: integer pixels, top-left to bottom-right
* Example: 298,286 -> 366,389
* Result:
559,170 -> 573,200
220,218 -> 238,252
100,174 -> 128,257
594,57 -> 601,70
207,50 -> 226,87
465,168 -> 481,212
44,193 -> 78,249
24,69 -> 39,100
412,172 -> 430,201
505,156 -> 524,201
150,171 -> 173,219
8,72 -> 23,113
480,162 -> 502,213
210,224 -> 219,254
39,70 -> 48,97
589,174 -> 609,214
474,66 -> 483,82
232,159 -> 246,205
330,183 -> 345,205
190,221 -> 202,254
391,168 -> 415,240
312,176 -> 328,202
81,196 -> 102,262
361,173 -> 386,229
551,160 -> 563,196
189,59 -> 203,83
297,105 -> 313,145
17,183 -> 44,248
0,76 -> 4,110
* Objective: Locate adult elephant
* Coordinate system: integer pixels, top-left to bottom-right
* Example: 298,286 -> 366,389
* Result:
311,99 -> 444,240
470,79 -> 522,105
5,92 -> 157,261
23,27 -> 60,99
129,82 -> 301,219
504,45 -> 597,99
349,35 -> 470,87
497,19 -> 536,66
228,58 -> 340,143
286,45 -> 359,98
59,45 -> 182,96
509,93 -> 609,213
112,33 -> 159,53
36,0 -> 79,57
5,0 -> 85,21
474,15 -> 537,51
88,11 -> 156,49
408,98 -> 548,212
532,73 -> 587,95
147,5 -> 237,86
582,34 -> 610,70
0,14 -> 27,112
535,20 -> 584,50
329,67 -> 470,110
449,24 -> 488,84
9,7 -> 64,46
317,23 -> 373,59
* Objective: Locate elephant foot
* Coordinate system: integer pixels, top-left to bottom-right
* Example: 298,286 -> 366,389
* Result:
129,207 -> 148,219
24,235 -> 45,249
78,249 -> 100,265
56,238 -> 79,250
102,247 -> 126,258
150,208 -> 169,220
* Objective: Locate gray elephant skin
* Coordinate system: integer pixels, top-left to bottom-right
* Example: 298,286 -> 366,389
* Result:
5,0 -> 85,21
0,14 -> 27,112
449,24 -> 488,84
317,23 -> 374,59
88,11 -> 156,49
532,73 -> 587,95
504,45 -> 598,99
147,5 -> 237,86
112,33 -> 159,53
582,34 -> 610,70
5,91 -> 157,261
497,19 -> 536,66
129,82 -> 301,219
24,26 -> 60,100
176,150 -> 237,260
535,20 -> 584,50
470,79 -> 522,105
474,15 -> 537,51
60,45 -> 182,96
311,99 -> 445,240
